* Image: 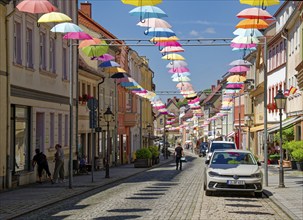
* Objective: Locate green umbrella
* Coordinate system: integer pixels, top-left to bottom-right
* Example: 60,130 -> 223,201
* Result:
81,40 -> 108,57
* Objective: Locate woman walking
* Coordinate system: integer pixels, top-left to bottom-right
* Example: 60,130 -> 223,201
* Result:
53,144 -> 65,183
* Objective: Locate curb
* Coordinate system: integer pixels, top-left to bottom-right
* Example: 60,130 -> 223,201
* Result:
6,157 -> 174,219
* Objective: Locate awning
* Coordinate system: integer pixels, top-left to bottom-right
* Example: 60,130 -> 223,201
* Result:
268,116 -> 303,133
227,131 -> 235,137
250,124 -> 265,132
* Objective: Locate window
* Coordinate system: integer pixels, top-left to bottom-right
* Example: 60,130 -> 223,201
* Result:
64,114 -> 68,146
160,118 -> 163,125
62,0 -> 67,14
272,47 -> 276,69
82,82 -> 86,96
279,42 -> 283,64
39,32 -> 46,70
50,113 -> 54,148
110,90 -> 114,110
52,0 -> 58,7
126,93 -> 132,112
26,27 -> 33,68
62,47 -> 67,80
14,21 -> 22,65
275,45 -> 279,67
100,87 -> 105,109
268,50 -> 272,70
50,37 -> 56,73
58,114 -> 62,146
93,86 -> 96,98
87,84 -> 91,97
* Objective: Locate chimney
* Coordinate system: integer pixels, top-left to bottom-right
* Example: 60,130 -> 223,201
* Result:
80,1 -> 92,18
211,85 -> 215,91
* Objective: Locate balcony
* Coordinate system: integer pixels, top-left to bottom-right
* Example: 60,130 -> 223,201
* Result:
124,112 -> 137,127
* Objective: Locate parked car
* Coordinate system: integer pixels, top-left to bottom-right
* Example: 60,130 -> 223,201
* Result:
199,142 -> 209,157
206,141 -> 237,161
204,149 -> 263,197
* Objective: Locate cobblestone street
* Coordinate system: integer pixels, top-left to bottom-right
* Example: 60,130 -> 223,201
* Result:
16,156 -> 290,220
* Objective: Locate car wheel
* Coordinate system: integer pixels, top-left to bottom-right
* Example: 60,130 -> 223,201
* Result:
255,192 -> 263,198
205,190 -> 212,196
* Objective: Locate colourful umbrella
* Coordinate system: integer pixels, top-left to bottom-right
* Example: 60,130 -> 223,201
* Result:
171,72 -> 191,78
155,40 -> 182,47
232,47 -> 256,52
228,65 -> 250,73
121,0 -> 162,6
161,46 -> 184,53
230,42 -> 256,49
168,66 -> 190,73
239,0 -> 280,7
162,53 -> 185,61
102,67 -> 127,74
129,6 -> 167,19
50,22 -> 82,33
16,0 -> 57,14
146,27 -> 176,37
63,32 -> 93,40
91,54 -> 115,61
78,38 -> 102,48
166,60 -> 188,68
111,72 -> 130,79
150,36 -> 179,43
176,82 -> 192,89
137,18 -> 171,28
227,75 -> 247,83
237,7 -> 273,19
229,59 -> 252,66
172,76 -> 191,82
233,28 -> 263,37
99,61 -> 120,68
236,19 -> 269,29
82,40 -> 108,57
231,36 -> 259,44
226,83 -> 244,89
38,12 -> 72,23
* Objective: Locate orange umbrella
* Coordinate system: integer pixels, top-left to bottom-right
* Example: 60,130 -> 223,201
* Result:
236,19 -> 269,29
78,38 -> 102,48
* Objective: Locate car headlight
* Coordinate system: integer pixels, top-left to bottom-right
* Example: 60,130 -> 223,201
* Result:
208,171 -> 220,177
251,172 -> 262,178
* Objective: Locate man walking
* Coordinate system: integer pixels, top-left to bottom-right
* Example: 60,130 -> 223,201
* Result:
174,143 -> 184,170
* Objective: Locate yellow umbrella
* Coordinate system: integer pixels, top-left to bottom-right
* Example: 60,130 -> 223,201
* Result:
121,0 -> 162,6
161,53 -> 185,60
227,75 -> 246,83
102,67 -> 126,74
240,0 -> 280,7
150,36 -> 179,43
38,12 -> 72,23
236,19 -> 269,29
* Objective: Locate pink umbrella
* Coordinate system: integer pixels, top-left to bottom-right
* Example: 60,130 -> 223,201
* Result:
166,60 -> 188,68
237,7 -> 273,20
155,41 -> 182,47
228,65 -> 250,73
161,46 -> 184,53
91,53 -> 115,61
226,83 -> 244,89
230,42 -> 256,49
63,32 -> 93,40
16,0 -> 57,14
168,67 -> 190,73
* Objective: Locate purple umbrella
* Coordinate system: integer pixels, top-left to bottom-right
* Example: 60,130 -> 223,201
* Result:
230,42 -> 256,49
229,59 -> 252,66
63,32 -> 92,40
226,83 -> 243,89
228,65 -> 250,73
168,66 -> 190,73
91,53 -> 115,61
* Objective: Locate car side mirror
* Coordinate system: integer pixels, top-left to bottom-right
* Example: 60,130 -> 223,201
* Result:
205,160 -> 209,165
257,161 -> 261,166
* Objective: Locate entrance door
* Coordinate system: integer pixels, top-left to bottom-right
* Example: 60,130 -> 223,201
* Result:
36,113 -> 45,152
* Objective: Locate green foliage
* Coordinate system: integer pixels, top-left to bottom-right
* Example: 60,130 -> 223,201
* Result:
135,148 -> 152,159
148,146 -> 160,158
274,127 -> 294,145
291,148 -> 303,162
283,141 -> 303,160
269,154 -> 280,159
177,99 -> 188,108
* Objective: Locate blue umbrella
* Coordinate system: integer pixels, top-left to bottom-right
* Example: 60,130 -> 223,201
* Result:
233,28 -> 263,37
171,72 -> 191,78
129,6 -> 167,21
145,27 -> 176,37
50,22 -> 82,33
98,61 -> 120,68
121,82 -> 139,87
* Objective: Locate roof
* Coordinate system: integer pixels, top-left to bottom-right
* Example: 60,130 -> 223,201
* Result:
202,84 -> 222,105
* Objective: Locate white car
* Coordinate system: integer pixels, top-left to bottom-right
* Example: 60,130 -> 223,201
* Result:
204,150 -> 263,197
207,141 -> 237,161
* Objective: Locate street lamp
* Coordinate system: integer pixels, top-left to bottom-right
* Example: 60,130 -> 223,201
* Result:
147,123 -> 152,146
245,114 -> 253,151
104,106 -> 114,178
274,89 -> 287,188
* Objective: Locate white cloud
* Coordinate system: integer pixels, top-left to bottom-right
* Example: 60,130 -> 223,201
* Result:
189,30 -> 199,37
204,27 -> 216,34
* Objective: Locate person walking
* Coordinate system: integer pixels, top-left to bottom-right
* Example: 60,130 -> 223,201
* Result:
53,144 -> 65,183
32,149 -> 54,184
174,142 -> 184,171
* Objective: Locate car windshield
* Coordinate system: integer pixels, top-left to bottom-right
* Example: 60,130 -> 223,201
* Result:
210,143 -> 235,152
211,152 -> 256,165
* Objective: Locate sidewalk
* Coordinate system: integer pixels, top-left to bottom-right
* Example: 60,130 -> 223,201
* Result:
0,155 -> 174,220
263,165 -> 303,220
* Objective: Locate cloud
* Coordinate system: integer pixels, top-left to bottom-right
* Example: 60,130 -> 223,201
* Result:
204,27 -> 216,34
189,30 -> 199,37
179,20 -> 234,27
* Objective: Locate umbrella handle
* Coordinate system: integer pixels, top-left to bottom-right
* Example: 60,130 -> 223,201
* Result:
144,29 -> 149,35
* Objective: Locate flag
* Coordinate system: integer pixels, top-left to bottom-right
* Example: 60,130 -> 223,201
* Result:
289,86 -> 298,95
284,89 -> 290,97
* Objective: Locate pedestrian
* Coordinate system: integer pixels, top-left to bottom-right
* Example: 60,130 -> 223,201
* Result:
32,148 -> 54,184
53,144 -> 65,183
174,142 -> 184,171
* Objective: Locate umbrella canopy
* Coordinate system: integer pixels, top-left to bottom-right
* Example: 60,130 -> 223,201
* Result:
137,18 -> 171,28
230,42 -> 256,49
121,0 -> 162,6
239,0 -> 280,7
233,28 -> 263,37
162,53 -> 185,61
50,22 -> 82,33
232,47 -> 256,52
150,36 -> 179,43
171,72 -> 191,78
236,19 -> 269,29
110,72 -> 130,79
176,82 -> 192,89
78,38 -> 101,48
63,32 -> 92,40
155,40 -> 182,47
146,27 -> 176,37
237,7 -> 273,19
38,12 -> 72,23
227,75 -> 247,83
229,59 -> 252,66
226,83 -> 244,89
168,66 -> 190,73
91,54 -> 115,61
102,67 -> 127,74
129,6 -> 167,19
161,46 -> 184,53
99,61 -> 120,68
16,0 -> 57,14
82,40 -> 108,57
172,76 -> 191,82
232,36 -> 259,44
166,60 -> 188,68
228,65 -> 250,73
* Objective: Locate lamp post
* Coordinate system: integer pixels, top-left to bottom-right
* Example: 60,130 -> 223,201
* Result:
274,90 -> 287,188
147,123 -> 152,146
104,106 -> 114,178
245,114 -> 253,151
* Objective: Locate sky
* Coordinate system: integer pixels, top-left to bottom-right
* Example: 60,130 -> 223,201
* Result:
79,0 -> 281,102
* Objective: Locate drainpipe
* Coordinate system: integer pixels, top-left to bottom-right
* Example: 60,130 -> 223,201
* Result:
97,76 -> 105,157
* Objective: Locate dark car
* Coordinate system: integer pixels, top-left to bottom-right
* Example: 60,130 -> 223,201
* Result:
199,142 -> 209,157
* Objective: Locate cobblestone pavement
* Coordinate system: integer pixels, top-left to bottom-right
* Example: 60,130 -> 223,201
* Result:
16,156 -> 290,220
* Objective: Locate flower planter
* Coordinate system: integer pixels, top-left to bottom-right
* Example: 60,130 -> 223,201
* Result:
134,159 -> 152,168
278,160 -> 291,168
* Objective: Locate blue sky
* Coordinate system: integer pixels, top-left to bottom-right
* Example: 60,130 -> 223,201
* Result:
80,0 -> 281,102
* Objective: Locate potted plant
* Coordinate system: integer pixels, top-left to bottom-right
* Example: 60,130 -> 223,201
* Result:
134,148 -> 152,168
269,154 -> 280,164
284,140 -> 303,169
292,148 -> 303,171
148,146 -> 160,165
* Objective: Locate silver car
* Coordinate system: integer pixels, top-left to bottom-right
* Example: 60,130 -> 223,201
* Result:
204,150 -> 263,197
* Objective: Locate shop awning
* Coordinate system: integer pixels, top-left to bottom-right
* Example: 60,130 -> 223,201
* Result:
227,131 -> 235,137
250,124 -> 265,132
267,116 -> 303,133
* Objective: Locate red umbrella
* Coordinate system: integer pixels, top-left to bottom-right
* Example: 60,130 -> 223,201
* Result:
17,0 -> 57,14
237,7 -> 273,20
